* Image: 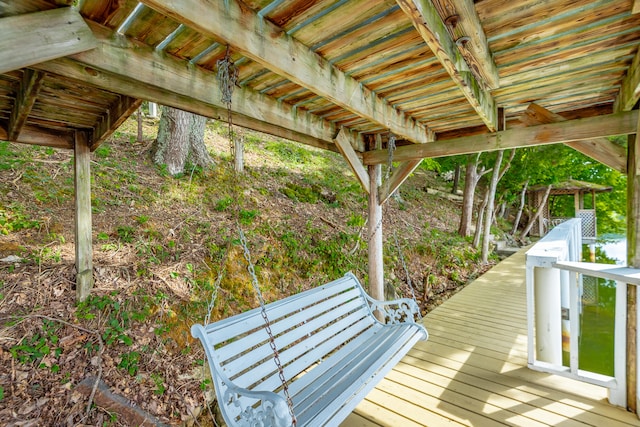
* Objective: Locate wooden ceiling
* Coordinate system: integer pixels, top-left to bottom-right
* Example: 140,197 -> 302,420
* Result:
1,0 -> 640,172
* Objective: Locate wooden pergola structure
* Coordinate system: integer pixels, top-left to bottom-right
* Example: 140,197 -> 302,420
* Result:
528,179 -> 613,241
3,0 -> 640,416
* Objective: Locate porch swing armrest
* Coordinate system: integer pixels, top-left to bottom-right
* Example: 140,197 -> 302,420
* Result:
222,383 -> 293,427
364,294 -> 423,325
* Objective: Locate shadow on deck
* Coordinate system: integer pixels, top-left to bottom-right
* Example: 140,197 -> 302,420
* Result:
342,250 -> 640,426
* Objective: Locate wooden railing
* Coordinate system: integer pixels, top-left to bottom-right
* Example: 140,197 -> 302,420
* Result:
525,219 -> 637,407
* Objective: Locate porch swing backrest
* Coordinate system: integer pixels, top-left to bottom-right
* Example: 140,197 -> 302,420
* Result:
191,272 -> 428,427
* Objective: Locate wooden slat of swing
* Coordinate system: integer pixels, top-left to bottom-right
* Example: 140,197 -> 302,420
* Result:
192,273 -> 428,427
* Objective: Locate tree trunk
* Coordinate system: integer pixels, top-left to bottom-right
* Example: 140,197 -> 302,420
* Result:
520,184 -> 552,239
512,179 -> 529,235
473,191 -> 489,248
137,107 -> 143,143
451,163 -> 461,194
458,154 -> 490,237
154,106 -> 213,176
458,157 -> 477,237
481,150 -> 504,264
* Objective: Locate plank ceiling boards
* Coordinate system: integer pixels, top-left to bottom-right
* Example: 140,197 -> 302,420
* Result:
0,0 -> 639,156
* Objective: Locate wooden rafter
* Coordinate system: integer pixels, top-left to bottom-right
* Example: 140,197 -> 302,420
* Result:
0,124 -> 74,148
379,159 -> 423,205
333,128 -> 370,194
396,0 -> 497,131
0,8 -> 97,74
34,22 -> 339,152
443,0 -> 499,90
92,96 -> 142,150
520,103 -> 627,174
363,110 -> 638,164
8,69 -> 46,140
614,45 -> 640,112
140,0 -> 434,145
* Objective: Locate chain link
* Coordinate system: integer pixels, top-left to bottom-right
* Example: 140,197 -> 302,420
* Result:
217,47 -> 239,157
217,46 -> 296,426
238,228 -> 297,426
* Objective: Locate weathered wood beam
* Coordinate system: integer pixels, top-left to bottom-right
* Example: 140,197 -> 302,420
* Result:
91,96 -> 142,150
369,135 -> 384,309
633,0 -> 640,14
615,46 -> 640,113
74,131 -> 94,302
448,0 -> 499,90
627,124 -> 640,414
0,8 -> 97,74
140,0 -> 433,145
0,123 -> 74,148
379,159 -> 423,205
34,23 -> 338,153
363,110 -> 639,164
521,103 -> 627,174
8,70 -> 46,140
333,128 -> 370,194
396,0 -> 497,131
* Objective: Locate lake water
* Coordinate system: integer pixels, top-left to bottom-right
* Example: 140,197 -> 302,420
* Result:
574,236 -> 625,376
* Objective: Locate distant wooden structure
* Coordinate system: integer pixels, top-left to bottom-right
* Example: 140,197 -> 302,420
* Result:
527,179 -> 612,242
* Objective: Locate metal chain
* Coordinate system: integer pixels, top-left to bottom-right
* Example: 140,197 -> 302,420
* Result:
217,47 -> 297,426
393,231 -> 422,321
217,47 -> 239,156
238,228 -> 297,426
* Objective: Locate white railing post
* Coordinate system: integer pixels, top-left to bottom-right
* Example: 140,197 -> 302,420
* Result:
534,266 -> 563,364
611,280 -> 627,407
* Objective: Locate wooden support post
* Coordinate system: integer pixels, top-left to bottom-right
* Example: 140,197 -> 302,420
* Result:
627,130 -> 639,414
368,136 -> 384,308
234,136 -> 244,174
75,131 -> 94,302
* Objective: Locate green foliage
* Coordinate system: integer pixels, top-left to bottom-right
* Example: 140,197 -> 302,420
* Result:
0,204 -> 40,235
116,225 -> 136,243
118,351 -> 140,376
10,319 -> 62,371
265,141 -> 314,165
214,196 -> 234,211
239,209 -> 259,225
280,182 -> 320,203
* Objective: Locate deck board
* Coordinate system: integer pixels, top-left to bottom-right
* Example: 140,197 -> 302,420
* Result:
342,249 -> 640,426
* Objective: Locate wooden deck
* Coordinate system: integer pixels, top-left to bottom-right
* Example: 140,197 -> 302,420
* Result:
343,249 -> 640,427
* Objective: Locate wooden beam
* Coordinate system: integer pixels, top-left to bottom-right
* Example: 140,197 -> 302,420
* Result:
0,123 -> 74,148
140,0 -> 433,145
627,125 -> 640,414
521,103 -> 627,174
448,0 -> 500,90
363,110 -> 639,164
633,0 -> 640,14
333,128 -> 370,194
74,131 -> 94,302
34,22 -> 339,153
0,8 -> 97,74
91,96 -> 142,150
379,160 -> 423,205
615,46 -> 640,113
8,70 -> 46,140
396,0 -> 497,131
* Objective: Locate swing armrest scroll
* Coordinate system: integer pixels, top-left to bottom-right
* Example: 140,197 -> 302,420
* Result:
364,294 -> 424,327
191,323 -> 293,427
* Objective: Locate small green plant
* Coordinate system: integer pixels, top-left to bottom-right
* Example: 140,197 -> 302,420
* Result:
151,373 -> 166,395
116,225 -> 136,243
0,385 -> 4,401
10,319 -> 62,369
0,205 -> 40,235
239,209 -> 259,225
214,196 -> 234,212
118,351 -> 140,376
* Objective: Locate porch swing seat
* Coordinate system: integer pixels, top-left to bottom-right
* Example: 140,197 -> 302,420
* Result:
191,272 -> 428,427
